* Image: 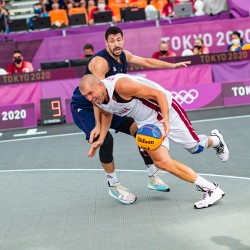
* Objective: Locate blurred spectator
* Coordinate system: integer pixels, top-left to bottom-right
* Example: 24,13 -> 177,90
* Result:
194,0 -> 205,16
87,0 -> 96,12
152,40 -> 176,58
0,68 -> 7,75
49,3 -> 68,27
29,3 -> 49,29
46,0 -> 66,11
145,0 -> 159,20
203,0 -> 228,15
67,2 -> 74,13
0,4 -> 9,33
227,31 -> 245,52
161,1 -> 174,18
67,0 -> 86,8
6,50 -> 34,74
0,0 -> 5,7
88,0 -> 116,25
192,37 -> 209,55
145,0 -> 157,13
82,43 -> 94,58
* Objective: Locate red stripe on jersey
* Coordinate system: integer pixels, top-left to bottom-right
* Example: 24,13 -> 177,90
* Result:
138,98 -> 163,121
171,99 -> 199,142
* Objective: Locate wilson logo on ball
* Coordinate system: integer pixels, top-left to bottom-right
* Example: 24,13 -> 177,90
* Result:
136,124 -> 163,151
136,137 -> 155,144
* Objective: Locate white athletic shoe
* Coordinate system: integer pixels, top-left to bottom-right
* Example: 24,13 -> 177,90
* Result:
109,182 -> 137,205
210,129 -> 229,162
194,183 -> 225,209
148,171 -> 170,192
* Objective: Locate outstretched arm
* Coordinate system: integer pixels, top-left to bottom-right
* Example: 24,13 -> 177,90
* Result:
89,105 -> 102,144
124,50 -> 191,69
88,109 -> 113,157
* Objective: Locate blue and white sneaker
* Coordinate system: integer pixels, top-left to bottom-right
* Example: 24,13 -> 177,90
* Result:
210,129 -> 229,162
109,182 -> 137,205
148,171 -> 170,192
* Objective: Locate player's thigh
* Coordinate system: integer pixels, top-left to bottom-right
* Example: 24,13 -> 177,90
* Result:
111,115 -> 134,135
168,106 -> 199,149
71,104 -> 95,140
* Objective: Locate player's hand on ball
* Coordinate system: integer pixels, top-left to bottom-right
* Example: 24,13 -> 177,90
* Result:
160,118 -> 170,138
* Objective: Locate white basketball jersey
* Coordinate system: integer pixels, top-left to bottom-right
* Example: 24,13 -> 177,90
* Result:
97,74 -> 172,129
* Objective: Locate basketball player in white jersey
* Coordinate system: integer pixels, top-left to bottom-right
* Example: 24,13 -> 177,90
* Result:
79,73 -> 229,209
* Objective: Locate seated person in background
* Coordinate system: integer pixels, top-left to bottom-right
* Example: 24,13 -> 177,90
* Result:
0,4 -> 9,33
152,40 -> 176,59
145,0 -> 157,14
82,43 -> 94,58
67,0 -> 86,8
203,0 -> 229,15
49,2 -> 68,28
67,2 -> 74,13
194,0 -> 205,16
227,31 -> 245,52
29,3 -> 49,29
6,50 -> 34,74
87,0 -> 96,13
161,0 -> 174,18
47,0 -> 66,11
88,0 -> 116,25
192,37 -> 209,55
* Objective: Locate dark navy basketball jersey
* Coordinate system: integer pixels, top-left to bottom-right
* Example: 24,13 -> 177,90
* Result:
85,49 -> 128,77
71,49 -> 128,110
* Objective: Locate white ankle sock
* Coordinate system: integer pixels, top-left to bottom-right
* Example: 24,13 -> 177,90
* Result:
194,175 -> 216,190
147,164 -> 157,177
211,135 -> 220,148
106,172 -> 118,186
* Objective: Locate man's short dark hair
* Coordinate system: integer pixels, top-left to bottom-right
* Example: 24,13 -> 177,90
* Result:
13,50 -> 22,55
232,31 -> 243,43
84,44 -> 94,51
33,3 -> 42,7
195,37 -> 204,45
105,26 -> 123,40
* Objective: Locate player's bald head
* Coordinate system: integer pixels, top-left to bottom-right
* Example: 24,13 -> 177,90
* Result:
79,74 -> 99,93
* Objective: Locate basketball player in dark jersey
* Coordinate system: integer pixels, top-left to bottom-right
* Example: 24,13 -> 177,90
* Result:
71,26 -> 191,204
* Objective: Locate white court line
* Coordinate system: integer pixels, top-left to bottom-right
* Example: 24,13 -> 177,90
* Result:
0,132 -> 83,143
13,128 -> 47,137
0,168 -> 249,181
0,115 -> 250,144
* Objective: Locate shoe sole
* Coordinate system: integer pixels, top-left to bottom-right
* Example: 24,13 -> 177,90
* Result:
109,190 -> 137,205
148,185 -> 170,192
194,193 -> 225,209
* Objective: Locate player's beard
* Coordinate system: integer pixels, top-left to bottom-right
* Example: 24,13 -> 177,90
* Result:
111,47 -> 122,57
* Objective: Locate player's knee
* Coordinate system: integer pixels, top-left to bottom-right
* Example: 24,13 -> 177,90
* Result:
187,134 -> 208,154
99,132 -> 114,163
138,148 -> 153,165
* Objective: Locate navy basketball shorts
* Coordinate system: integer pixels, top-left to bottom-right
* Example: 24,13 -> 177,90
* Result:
71,104 -> 132,140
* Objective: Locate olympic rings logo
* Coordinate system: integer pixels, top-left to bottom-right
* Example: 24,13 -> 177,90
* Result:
171,89 -> 199,104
